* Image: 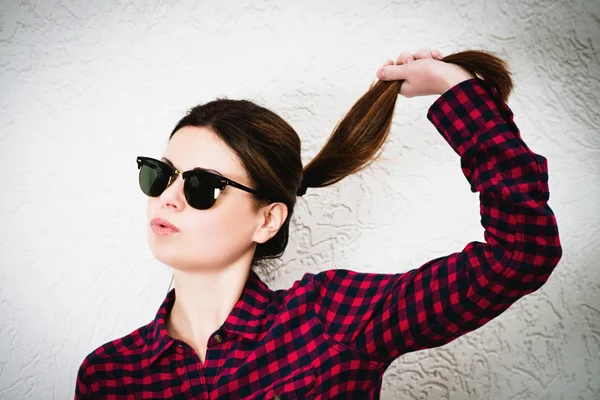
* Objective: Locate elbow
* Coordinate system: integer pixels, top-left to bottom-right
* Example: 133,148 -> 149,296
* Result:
549,241 -> 563,268
520,240 -> 563,293
540,223 -> 563,270
496,237 -> 563,294
520,212 -> 564,281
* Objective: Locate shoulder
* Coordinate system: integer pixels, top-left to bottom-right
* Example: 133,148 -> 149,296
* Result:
76,322 -> 151,384
282,268 -> 378,301
281,268 -> 405,318
287,268 -> 394,290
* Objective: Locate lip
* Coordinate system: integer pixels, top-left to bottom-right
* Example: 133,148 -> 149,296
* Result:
150,218 -> 180,233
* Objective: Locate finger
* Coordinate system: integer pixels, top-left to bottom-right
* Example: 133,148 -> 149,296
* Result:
377,63 -> 412,81
414,48 -> 433,59
395,51 -> 415,65
432,49 -> 443,59
376,60 -> 395,78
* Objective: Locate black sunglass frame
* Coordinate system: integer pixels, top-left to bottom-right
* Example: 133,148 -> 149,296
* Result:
136,156 -> 264,206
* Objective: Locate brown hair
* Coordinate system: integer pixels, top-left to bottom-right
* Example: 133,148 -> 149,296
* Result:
168,49 -> 512,270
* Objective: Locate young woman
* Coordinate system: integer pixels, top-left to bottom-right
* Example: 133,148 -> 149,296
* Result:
75,48 -> 563,399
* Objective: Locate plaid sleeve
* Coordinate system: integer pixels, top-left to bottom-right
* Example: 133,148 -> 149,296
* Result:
309,77 -> 563,367
74,357 -> 92,399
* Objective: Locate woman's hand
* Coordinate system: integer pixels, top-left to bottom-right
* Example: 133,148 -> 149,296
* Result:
376,48 -> 477,97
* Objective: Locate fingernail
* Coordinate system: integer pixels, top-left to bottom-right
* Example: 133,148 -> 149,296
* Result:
378,69 -> 387,79
406,58 -> 414,63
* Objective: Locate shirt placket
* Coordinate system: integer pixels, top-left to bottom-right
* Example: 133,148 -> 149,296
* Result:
175,332 -> 225,399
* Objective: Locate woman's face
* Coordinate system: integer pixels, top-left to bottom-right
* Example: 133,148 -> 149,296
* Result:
146,126 -> 265,271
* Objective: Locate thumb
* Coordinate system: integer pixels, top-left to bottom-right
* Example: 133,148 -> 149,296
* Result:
398,80 -> 414,97
377,63 -> 411,81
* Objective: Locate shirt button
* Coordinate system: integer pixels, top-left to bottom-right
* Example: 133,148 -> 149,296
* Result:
272,395 -> 281,400
213,334 -> 223,343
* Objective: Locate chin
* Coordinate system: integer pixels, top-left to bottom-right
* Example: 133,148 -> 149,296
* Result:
147,231 -> 176,261
150,246 -> 180,269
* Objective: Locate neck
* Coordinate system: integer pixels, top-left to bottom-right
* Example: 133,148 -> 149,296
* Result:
166,256 -> 252,345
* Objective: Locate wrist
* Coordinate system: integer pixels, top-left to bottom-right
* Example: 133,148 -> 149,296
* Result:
438,67 -> 477,95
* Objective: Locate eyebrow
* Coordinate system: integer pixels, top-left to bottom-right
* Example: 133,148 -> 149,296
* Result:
161,157 -> 223,176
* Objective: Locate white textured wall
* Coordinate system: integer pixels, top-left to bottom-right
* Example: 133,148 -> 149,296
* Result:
1,0 -> 598,399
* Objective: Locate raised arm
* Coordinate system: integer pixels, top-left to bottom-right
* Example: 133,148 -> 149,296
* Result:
304,74 -> 562,367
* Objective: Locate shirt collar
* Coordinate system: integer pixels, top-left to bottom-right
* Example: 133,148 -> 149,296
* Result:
145,269 -> 273,366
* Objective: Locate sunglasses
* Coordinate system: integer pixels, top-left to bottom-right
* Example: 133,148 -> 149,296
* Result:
136,156 -> 264,210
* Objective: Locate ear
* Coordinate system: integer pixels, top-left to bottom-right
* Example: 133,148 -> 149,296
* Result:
252,202 -> 289,244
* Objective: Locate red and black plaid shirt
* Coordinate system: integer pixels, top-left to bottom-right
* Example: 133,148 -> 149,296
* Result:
75,77 -> 563,399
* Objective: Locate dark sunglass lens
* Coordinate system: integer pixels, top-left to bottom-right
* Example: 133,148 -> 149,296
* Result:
185,172 -> 220,210
139,160 -> 170,197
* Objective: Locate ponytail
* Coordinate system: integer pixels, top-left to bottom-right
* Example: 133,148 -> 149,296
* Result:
298,49 -> 513,195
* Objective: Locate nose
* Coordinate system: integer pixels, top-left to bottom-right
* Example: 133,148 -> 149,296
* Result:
159,172 -> 186,209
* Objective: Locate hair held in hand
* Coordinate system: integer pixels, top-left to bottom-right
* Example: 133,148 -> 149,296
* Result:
300,50 -> 513,193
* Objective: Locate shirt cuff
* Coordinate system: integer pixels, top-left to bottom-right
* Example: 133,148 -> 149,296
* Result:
426,77 -> 507,158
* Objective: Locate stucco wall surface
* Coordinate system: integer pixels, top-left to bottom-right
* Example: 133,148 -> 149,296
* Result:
0,0 -> 598,399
